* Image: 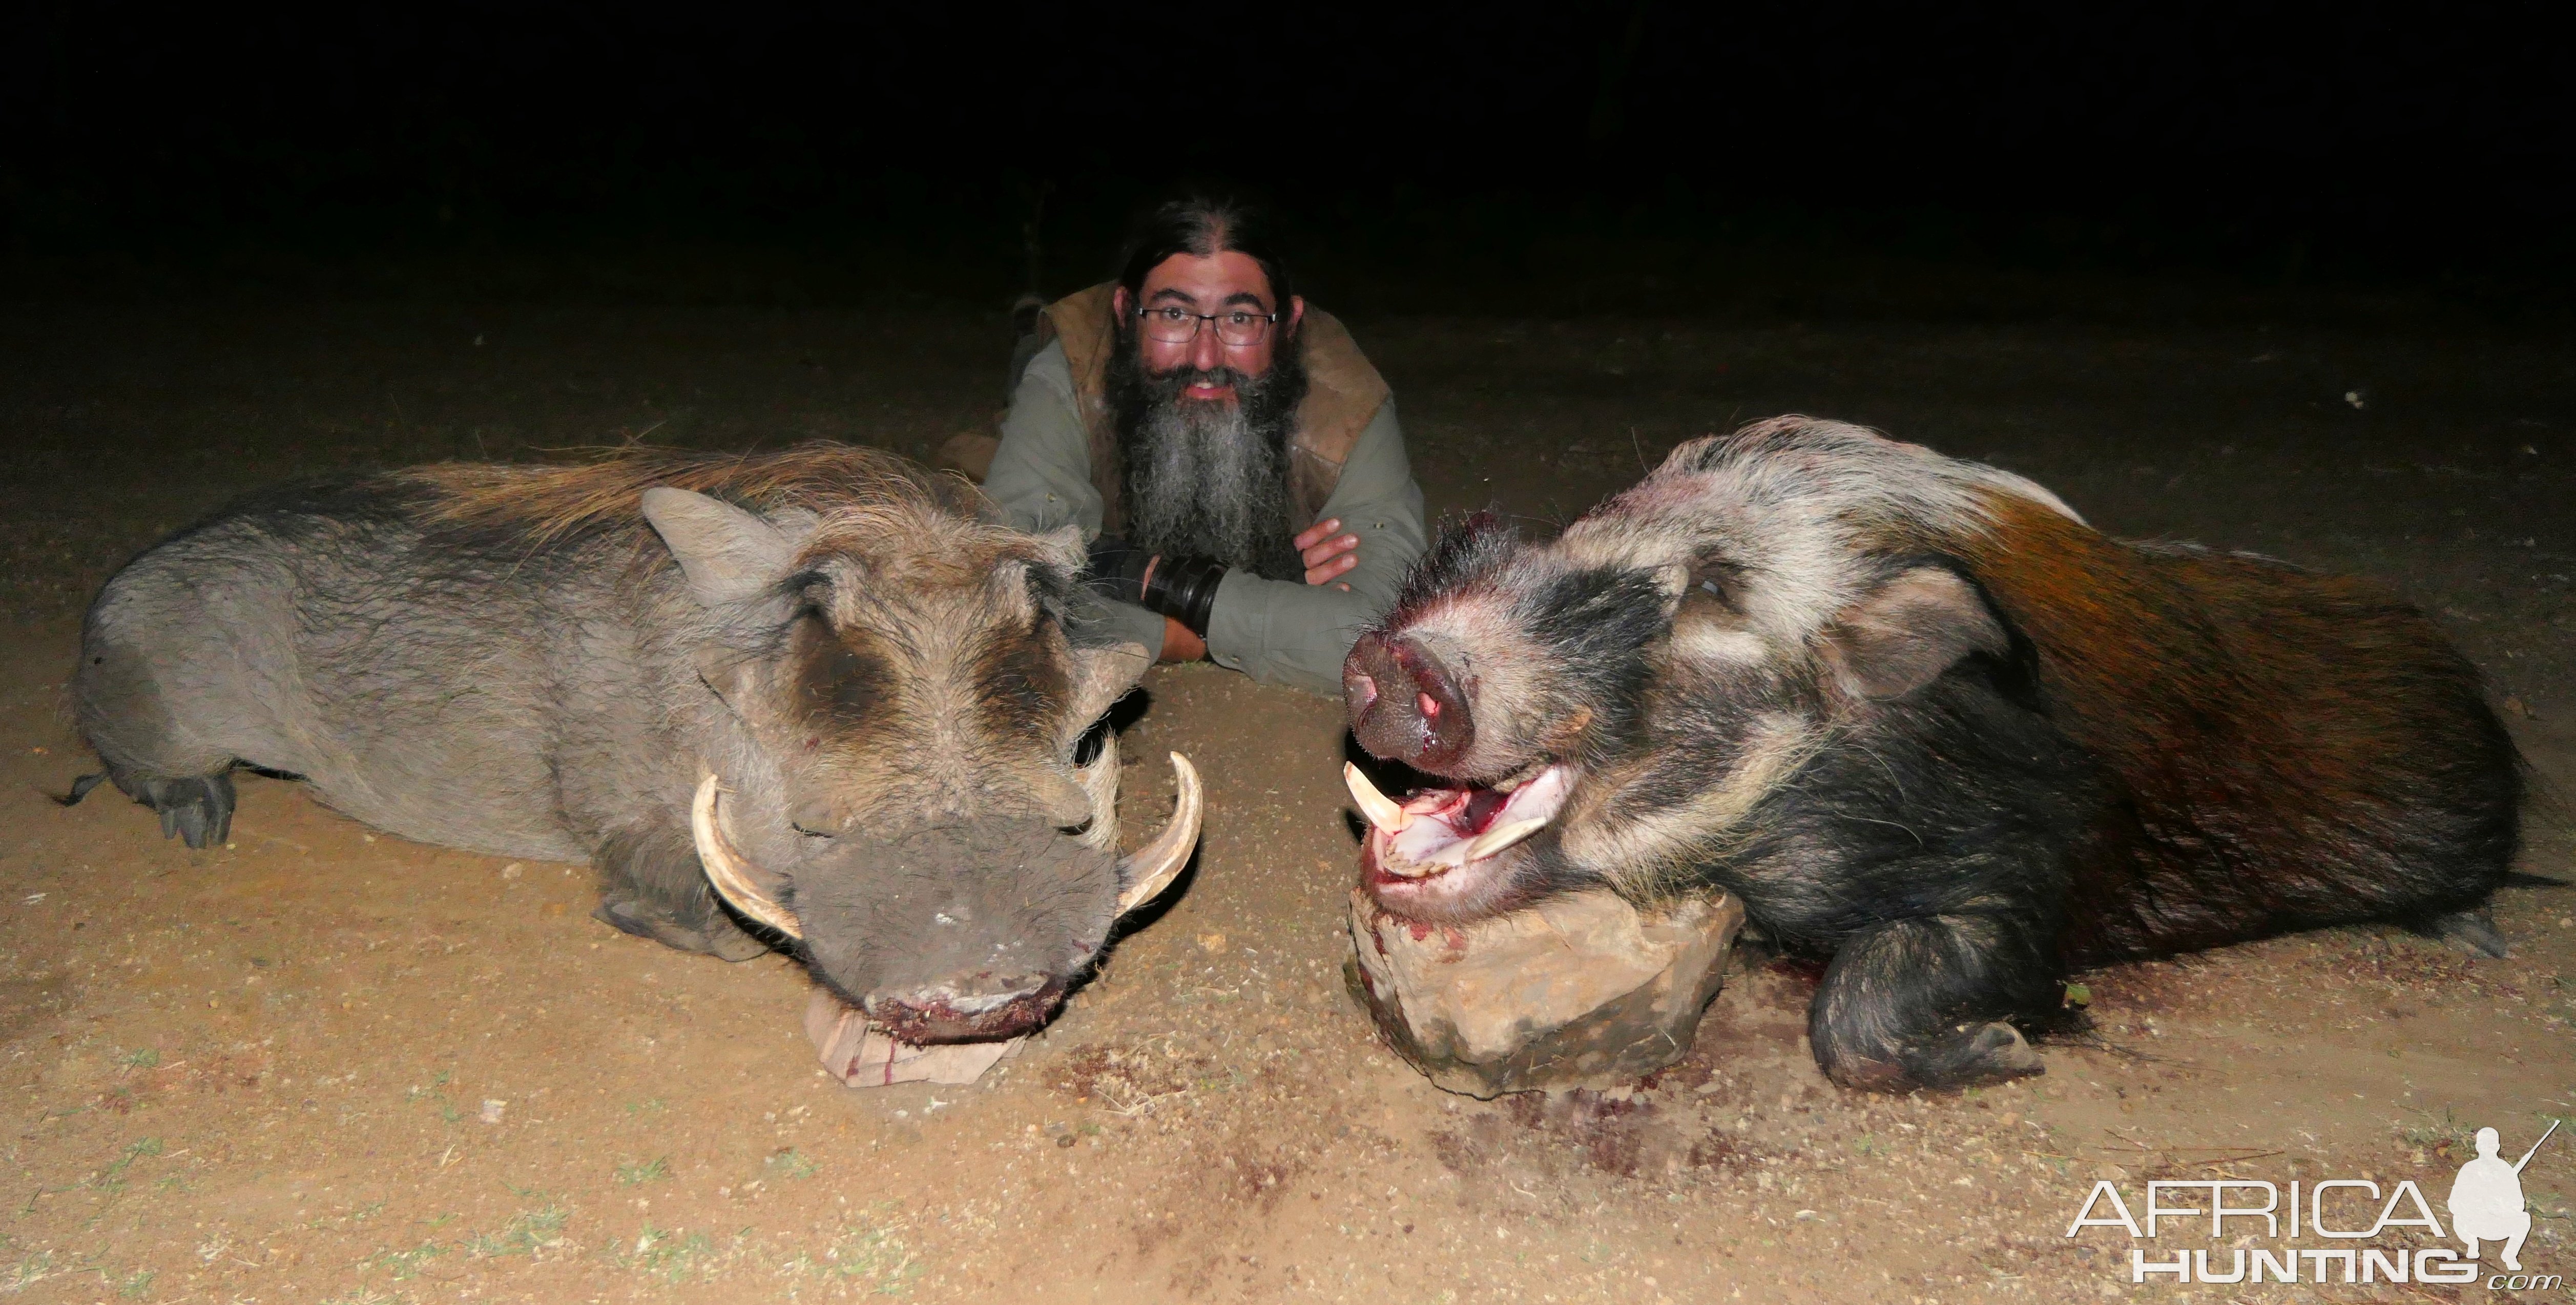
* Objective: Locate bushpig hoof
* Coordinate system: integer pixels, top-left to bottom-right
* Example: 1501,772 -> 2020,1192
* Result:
593,899 -> 772,961
119,771 -> 236,849
1824,1021 -> 2045,1093
1916,1020 -> 2046,1088
2424,906 -> 2511,959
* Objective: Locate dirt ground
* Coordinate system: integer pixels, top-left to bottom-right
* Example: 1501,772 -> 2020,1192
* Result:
1,297 -> 2571,1303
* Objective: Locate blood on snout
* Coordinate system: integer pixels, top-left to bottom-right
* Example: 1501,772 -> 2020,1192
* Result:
1345,632 -> 1475,772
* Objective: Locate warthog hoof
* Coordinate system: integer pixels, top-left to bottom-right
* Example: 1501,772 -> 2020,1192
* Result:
593,898 -> 771,962
121,771 -> 237,850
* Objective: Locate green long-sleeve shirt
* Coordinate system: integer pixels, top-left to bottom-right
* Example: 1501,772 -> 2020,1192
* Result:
983,338 -> 1428,695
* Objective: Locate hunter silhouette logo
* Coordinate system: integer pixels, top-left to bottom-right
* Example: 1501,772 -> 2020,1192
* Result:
2452,1121 -> 2555,1272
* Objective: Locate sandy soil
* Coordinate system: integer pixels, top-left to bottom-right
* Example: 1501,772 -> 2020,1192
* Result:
0,299 -> 2570,1303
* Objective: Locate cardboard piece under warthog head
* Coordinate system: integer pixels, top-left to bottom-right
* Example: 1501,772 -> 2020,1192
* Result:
804,990 -> 1023,1088
1346,888 -> 1745,1098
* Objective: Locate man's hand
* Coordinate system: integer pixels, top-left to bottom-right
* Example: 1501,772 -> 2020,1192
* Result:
1296,518 -> 1359,589
1159,617 -> 1206,663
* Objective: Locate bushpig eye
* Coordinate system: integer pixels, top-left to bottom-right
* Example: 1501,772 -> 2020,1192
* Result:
1684,560 -> 1742,612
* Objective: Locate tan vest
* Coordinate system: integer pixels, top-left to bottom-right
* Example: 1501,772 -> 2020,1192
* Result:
1035,282 -> 1391,534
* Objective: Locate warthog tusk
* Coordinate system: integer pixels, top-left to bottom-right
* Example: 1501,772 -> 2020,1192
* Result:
1343,762 -> 1413,834
692,772 -> 804,940
1460,816 -> 1550,864
1115,753 -> 1202,915
1072,731 -> 1121,852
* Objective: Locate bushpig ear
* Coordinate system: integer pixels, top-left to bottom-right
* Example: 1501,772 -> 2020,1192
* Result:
1821,566 -> 2009,701
641,488 -> 806,610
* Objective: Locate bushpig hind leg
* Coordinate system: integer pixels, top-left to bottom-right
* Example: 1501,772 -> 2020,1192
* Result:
1810,913 -> 2057,1091
591,821 -> 770,962
2421,905 -> 2511,959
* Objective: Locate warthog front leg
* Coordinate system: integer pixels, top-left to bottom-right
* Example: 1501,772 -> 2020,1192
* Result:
93,766 -> 238,851
591,821 -> 770,962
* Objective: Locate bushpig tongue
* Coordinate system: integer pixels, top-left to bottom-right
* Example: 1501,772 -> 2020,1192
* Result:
1372,764 -> 1574,879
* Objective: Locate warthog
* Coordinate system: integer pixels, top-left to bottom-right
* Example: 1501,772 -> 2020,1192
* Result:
71,445 -> 1199,1042
1342,418 -> 2523,1090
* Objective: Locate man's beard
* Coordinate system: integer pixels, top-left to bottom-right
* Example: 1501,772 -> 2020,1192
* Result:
1108,332 -> 1310,582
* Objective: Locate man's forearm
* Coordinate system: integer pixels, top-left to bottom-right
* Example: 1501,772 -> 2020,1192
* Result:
1202,570 -> 1393,694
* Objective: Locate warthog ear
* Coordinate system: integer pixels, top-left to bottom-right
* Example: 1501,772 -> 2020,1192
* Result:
1821,566 -> 2009,702
1035,524 -> 1087,572
641,488 -> 806,611
1066,641 -> 1151,729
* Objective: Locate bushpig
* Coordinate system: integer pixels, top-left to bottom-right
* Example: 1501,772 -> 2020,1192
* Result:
71,445 -> 1199,1043
1342,418 -> 2523,1090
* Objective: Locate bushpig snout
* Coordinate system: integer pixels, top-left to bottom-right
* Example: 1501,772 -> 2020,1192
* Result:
1345,632 -> 1474,771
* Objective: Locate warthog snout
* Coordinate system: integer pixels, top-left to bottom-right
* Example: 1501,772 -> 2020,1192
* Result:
691,754 -> 1201,1043
1345,632 -> 1474,771
867,971 -> 1061,1044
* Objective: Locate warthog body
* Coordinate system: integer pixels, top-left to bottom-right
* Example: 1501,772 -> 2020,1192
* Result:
73,445 -> 1198,1041
1343,418 -> 2522,1090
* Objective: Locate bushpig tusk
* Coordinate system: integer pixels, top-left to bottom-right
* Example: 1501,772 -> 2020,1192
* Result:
1343,762 -> 1413,834
1115,753 -> 1202,915
691,772 -> 804,940
1460,816 -> 1550,864
1073,731 -> 1121,852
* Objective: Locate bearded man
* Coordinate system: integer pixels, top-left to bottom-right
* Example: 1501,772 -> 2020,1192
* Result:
982,193 -> 1428,695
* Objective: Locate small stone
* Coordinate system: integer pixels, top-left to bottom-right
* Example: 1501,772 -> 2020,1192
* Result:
1197,931 -> 1228,954
479,1099 -> 506,1124
501,863 -> 523,879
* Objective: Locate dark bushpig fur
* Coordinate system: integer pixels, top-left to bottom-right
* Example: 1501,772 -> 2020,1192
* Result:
71,444 -> 1175,1042
1344,418 -> 2524,1091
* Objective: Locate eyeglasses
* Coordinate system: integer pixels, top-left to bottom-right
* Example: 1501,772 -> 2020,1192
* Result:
1133,305 -> 1279,347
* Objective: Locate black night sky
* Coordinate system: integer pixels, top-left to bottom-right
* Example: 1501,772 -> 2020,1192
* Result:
7,2 -> 2571,308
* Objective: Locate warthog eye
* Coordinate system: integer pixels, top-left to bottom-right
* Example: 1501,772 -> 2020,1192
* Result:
1057,816 -> 1095,839
1071,717 -> 1111,768
790,821 -> 836,840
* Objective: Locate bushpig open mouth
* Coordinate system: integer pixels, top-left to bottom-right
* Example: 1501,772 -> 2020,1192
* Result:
1346,762 -> 1572,918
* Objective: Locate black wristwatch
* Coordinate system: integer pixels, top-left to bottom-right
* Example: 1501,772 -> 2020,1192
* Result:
1086,535 -> 1228,638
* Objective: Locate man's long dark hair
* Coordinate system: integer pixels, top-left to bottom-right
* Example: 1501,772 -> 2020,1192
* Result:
1113,191 -> 1299,315
1105,191 -> 1310,582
